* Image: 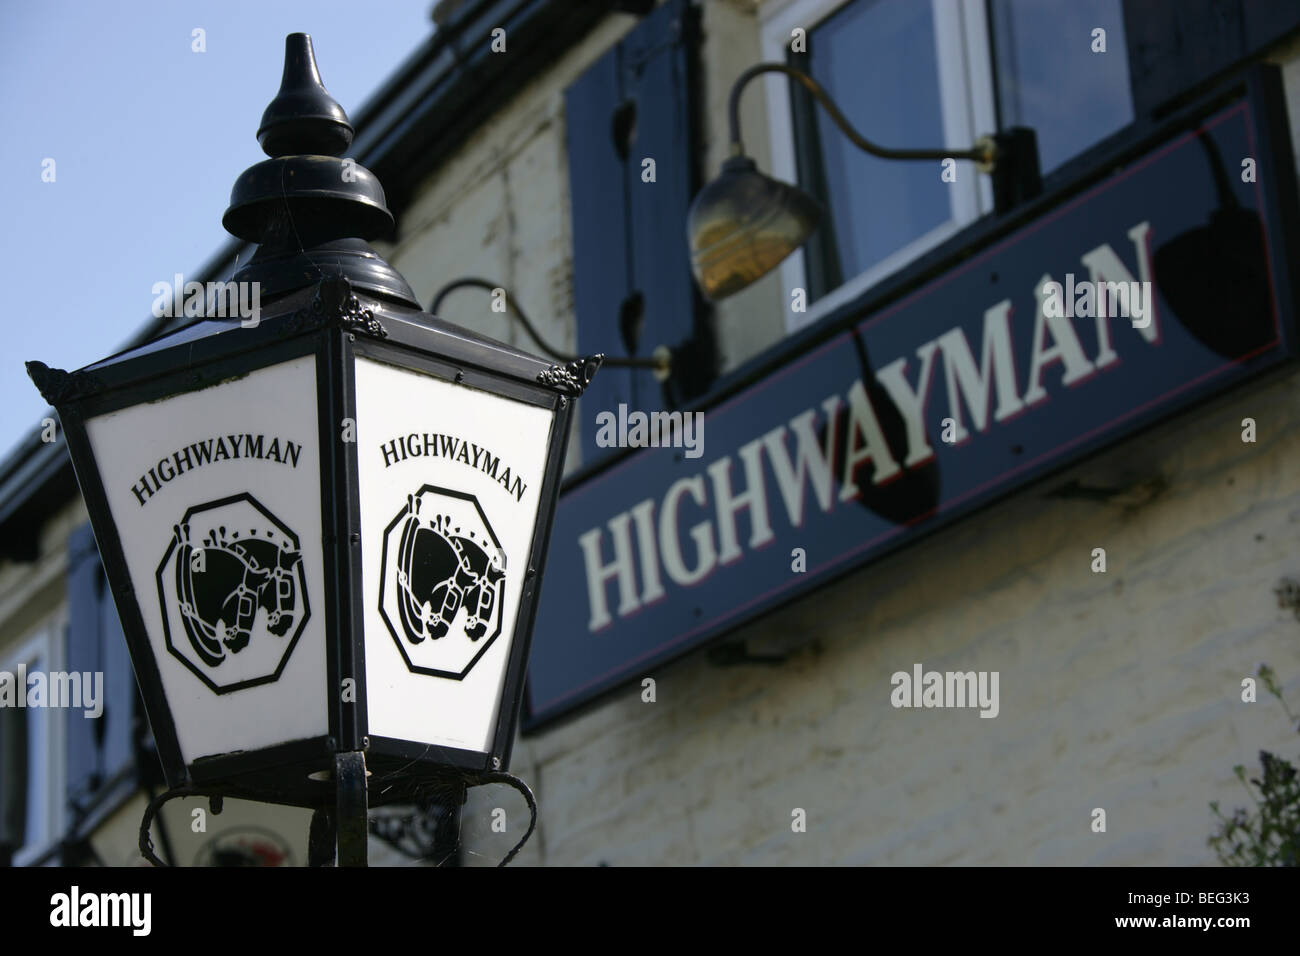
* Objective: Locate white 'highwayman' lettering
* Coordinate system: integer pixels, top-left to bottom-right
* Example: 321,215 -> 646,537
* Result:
1039,223 -> 1157,333
578,222 -> 1159,632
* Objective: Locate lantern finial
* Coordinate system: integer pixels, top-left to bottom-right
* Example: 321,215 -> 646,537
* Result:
221,34 -> 418,307
257,34 -> 354,158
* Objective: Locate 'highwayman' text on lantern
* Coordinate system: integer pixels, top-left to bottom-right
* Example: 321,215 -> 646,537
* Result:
377,432 -> 528,502
129,434 -> 303,507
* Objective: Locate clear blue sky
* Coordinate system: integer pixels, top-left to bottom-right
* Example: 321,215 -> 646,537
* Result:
0,0 -> 433,461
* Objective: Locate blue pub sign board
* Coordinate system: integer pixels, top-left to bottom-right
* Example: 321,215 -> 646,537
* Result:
525,78 -> 1300,727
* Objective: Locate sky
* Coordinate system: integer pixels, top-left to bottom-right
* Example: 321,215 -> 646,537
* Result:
0,0 -> 434,462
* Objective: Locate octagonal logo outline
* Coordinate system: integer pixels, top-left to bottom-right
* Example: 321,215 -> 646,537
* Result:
378,484 -> 508,680
155,492 -> 311,695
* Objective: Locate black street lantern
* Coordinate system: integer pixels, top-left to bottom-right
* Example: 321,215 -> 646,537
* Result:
26,34 -> 599,866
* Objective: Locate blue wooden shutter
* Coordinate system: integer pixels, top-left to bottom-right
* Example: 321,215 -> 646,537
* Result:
65,523 -> 140,820
565,0 -> 710,463
566,43 -> 633,461
65,524 -> 103,810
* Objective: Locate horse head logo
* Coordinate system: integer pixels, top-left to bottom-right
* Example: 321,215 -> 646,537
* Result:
173,521 -> 302,668
393,492 -> 506,644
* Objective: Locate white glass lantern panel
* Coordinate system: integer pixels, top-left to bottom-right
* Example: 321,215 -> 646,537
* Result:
85,356 -> 328,764
355,358 -> 554,754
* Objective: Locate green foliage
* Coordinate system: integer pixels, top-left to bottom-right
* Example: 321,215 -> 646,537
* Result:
1209,664 -> 1300,866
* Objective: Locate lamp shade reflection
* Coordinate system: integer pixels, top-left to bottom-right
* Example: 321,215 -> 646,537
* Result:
1154,131 -> 1273,358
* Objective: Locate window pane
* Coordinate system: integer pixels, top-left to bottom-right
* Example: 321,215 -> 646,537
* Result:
802,0 -> 950,297
992,0 -> 1134,174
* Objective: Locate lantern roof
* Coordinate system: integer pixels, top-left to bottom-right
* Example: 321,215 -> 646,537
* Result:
28,276 -> 601,409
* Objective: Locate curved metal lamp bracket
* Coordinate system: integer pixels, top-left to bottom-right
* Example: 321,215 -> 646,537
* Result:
727,61 -> 996,169
430,278 -> 671,380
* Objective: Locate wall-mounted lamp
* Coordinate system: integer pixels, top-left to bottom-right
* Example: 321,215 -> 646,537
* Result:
688,62 -> 1041,300
430,278 -> 673,382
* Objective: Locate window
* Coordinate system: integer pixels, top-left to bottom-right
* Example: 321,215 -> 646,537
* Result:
990,0 -> 1133,175
0,616 -> 66,866
761,0 -> 1134,332
763,0 -> 997,331
800,1 -> 950,284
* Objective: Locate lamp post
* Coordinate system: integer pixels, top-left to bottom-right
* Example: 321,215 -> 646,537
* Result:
26,33 -> 597,867
687,62 -> 1041,300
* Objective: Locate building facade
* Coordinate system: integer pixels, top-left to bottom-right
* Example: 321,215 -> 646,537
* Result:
4,0 -> 1300,865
